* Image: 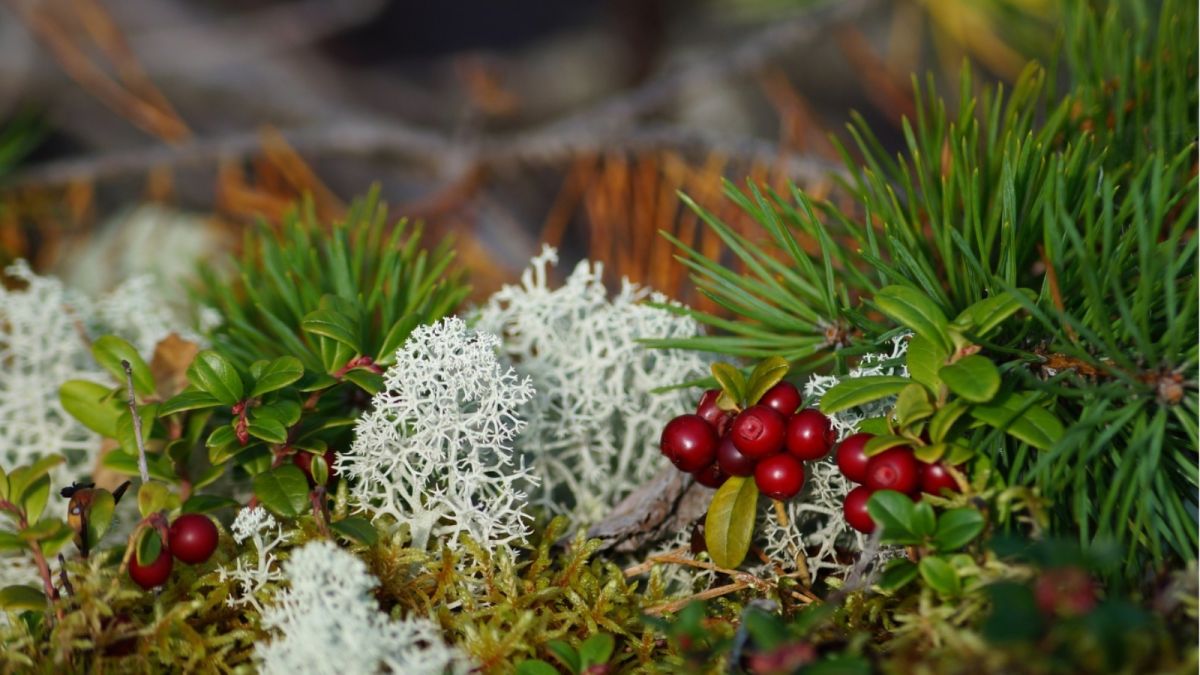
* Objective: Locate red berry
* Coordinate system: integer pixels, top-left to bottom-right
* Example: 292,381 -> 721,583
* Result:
661,414 -> 719,472
731,405 -> 786,459
1034,567 -> 1097,617
294,449 -> 338,486
754,454 -> 806,500
169,514 -> 219,565
693,463 -> 729,488
695,389 -> 733,435
835,433 -> 873,483
129,546 -> 173,589
785,409 -> 835,460
865,447 -> 920,494
920,461 -> 961,496
759,382 -> 802,416
716,435 -> 757,477
843,486 -> 875,533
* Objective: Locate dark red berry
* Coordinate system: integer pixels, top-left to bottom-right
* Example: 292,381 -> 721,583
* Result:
731,405 -> 786,459
661,414 -> 719,472
835,433 -> 873,483
695,389 -> 733,435
693,463 -> 729,488
785,409 -> 835,460
294,449 -> 338,486
754,454 -> 806,500
920,461 -> 961,496
843,486 -> 875,533
865,447 -> 920,494
759,382 -> 802,416
129,546 -> 173,589
169,514 -> 219,565
1034,567 -> 1097,617
716,435 -> 757,477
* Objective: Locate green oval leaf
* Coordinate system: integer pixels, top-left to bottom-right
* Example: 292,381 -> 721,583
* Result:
343,369 -> 384,396
863,435 -> 910,457
952,289 -> 1035,338
928,399 -> 970,443
866,490 -> 920,545
301,308 -> 363,353
874,286 -> 952,353
137,482 -> 179,518
247,418 -> 288,445
159,389 -> 221,417
0,585 -> 46,612
704,476 -> 759,569
906,334 -> 948,390
939,355 -> 1001,403
181,494 -> 240,514
253,400 -> 302,427
893,383 -> 934,426
545,640 -> 580,673
136,528 -> 162,567
933,508 -> 986,551
820,376 -> 911,415
250,356 -> 305,398
330,517 -> 378,546
580,633 -> 615,667
710,363 -> 747,407
878,558 -> 919,592
92,335 -> 156,397
970,391 -> 1064,450
918,555 -> 961,596
514,661 -> 560,675
252,465 -> 310,517
911,500 -> 937,538
59,380 -> 122,437
912,442 -> 948,464
101,450 -> 178,482
743,357 -> 790,407
85,490 -> 116,550
187,351 -> 244,405
20,476 -> 51,524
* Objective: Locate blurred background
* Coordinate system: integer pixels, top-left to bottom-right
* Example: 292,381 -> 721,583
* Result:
0,0 -> 1054,307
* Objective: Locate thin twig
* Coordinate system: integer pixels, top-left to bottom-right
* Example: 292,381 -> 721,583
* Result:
121,360 -> 150,484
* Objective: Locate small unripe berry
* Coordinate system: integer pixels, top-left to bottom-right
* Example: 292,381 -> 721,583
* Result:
731,405 -> 786,459
843,486 -> 875,533
754,454 -> 805,500
759,382 -> 802,416
169,514 -> 219,565
865,447 -> 920,494
294,449 -> 338,486
785,409 -> 835,460
129,546 -> 173,589
716,435 -> 757,477
661,414 -> 719,472
919,461 -> 961,496
693,463 -> 729,488
835,433 -> 874,483
695,389 -> 733,435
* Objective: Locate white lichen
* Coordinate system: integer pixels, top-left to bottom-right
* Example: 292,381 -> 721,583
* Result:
338,317 -> 535,557
475,246 -> 713,524
217,506 -> 289,612
255,540 -> 470,675
0,260 -> 197,484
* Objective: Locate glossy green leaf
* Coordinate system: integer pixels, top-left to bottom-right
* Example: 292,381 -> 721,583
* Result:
59,380 -> 122,438
253,400 -> 302,427
181,494 -> 240,514
928,399 -> 970,443
330,517 -> 378,546
101,451 -> 177,482
545,640 -> 580,673
136,528 -> 162,567
580,633 -> 615,668
952,289 -> 1034,338
159,389 -> 222,417
863,435 -> 910,457
911,500 -> 937,538
252,465 -> 310,517
970,391 -> 1064,450
343,369 -> 384,395
866,490 -> 921,545
116,404 -> 158,456
92,336 -> 155,397
187,351 -> 245,405
0,585 -> 46,612
704,476 -> 759,569
820,376 -> 911,414
137,482 -> 178,518
19,518 -> 63,542
85,489 -> 115,550
250,356 -> 305,398
20,476 -> 50,524
743,357 -> 789,407
933,508 -> 986,551
301,307 -> 362,353
0,532 -> 26,553
918,556 -> 961,596
710,363 -> 747,406
912,442 -> 948,463
248,418 -> 288,445
878,558 -> 919,592
906,334 -> 948,389
514,661 -> 560,675
874,286 -> 952,353
893,383 -> 934,426
939,355 -> 1001,403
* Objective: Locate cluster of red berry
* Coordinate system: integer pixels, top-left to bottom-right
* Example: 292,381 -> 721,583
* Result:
659,382 -> 836,500
128,514 -> 219,589
835,434 -> 962,533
